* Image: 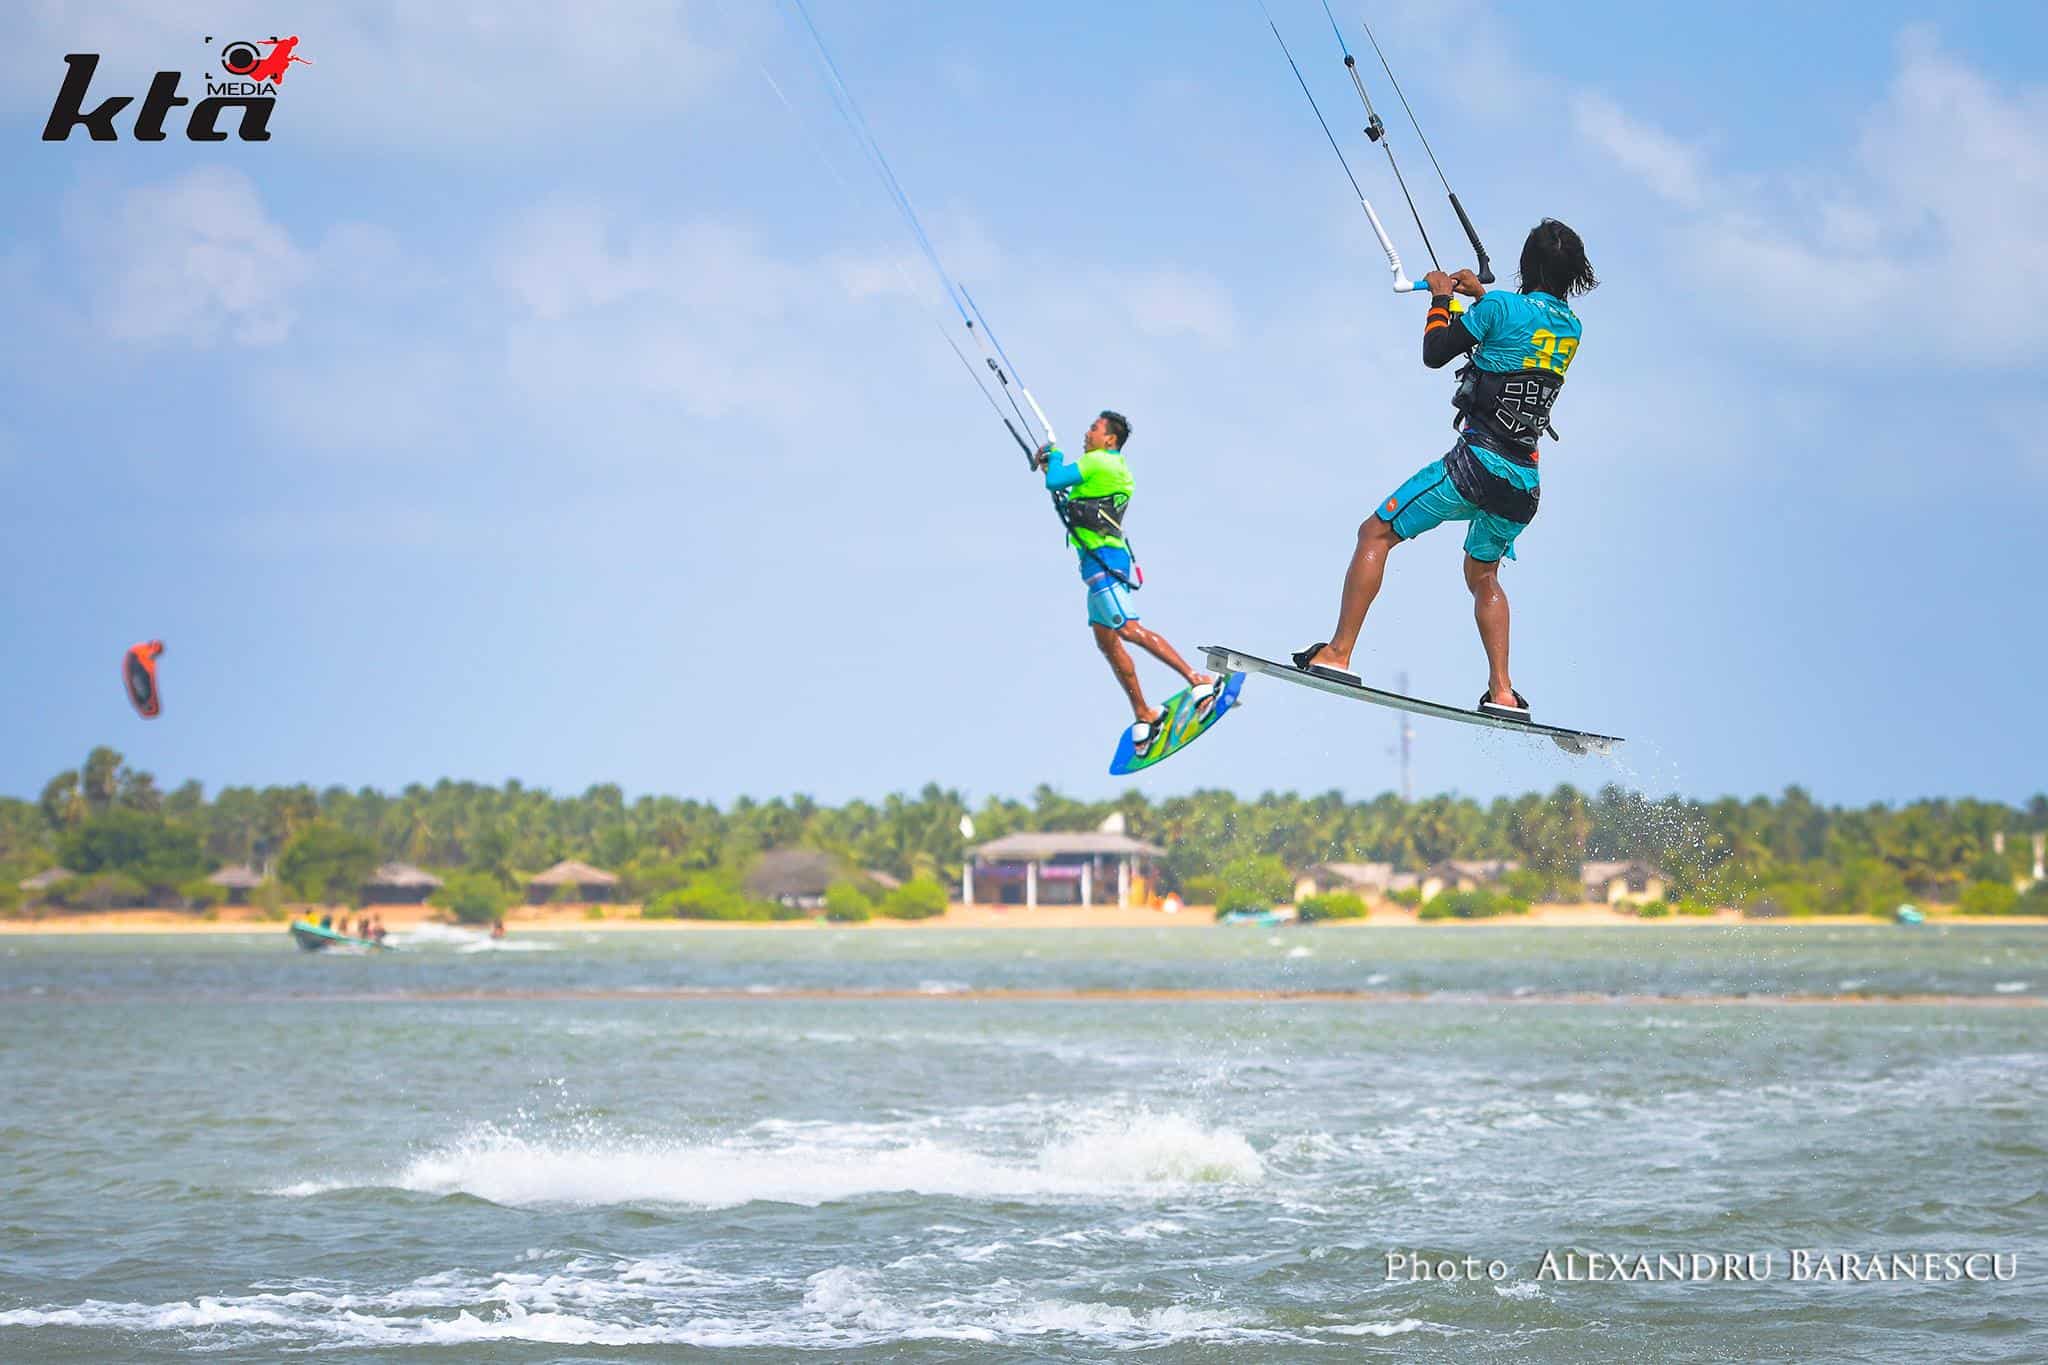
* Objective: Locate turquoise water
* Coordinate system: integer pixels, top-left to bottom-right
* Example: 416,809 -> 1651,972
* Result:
1,925 -> 2043,1361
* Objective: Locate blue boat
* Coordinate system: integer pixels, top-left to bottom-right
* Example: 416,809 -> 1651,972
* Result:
289,920 -> 391,951
1217,908 -> 1294,927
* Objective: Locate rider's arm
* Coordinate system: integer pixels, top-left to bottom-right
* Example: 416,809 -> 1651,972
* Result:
1041,445 -> 1083,490
1423,295 -> 1477,369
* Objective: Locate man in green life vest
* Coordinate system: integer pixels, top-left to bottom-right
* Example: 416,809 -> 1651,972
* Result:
1034,410 -> 1220,754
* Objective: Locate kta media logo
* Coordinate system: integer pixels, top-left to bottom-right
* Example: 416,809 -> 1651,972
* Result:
41,35 -> 311,142
217,35 -> 310,84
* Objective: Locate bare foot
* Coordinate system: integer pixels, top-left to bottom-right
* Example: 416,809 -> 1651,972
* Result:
1311,646 -> 1350,670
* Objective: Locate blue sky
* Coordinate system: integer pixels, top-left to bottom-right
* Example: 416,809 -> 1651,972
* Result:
2,0 -> 2043,810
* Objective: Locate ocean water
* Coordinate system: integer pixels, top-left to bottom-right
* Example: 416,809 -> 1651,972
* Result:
0,925 -> 2042,1362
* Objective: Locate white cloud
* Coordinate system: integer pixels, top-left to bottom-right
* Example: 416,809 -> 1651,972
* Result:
1574,31 -> 2048,362
1115,267 -> 1237,345
87,167 -> 309,346
1571,92 -> 1707,209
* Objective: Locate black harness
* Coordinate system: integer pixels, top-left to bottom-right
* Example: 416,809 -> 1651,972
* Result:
1443,436 -> 1539,525
1451,361 -> 1562,464
1052,489 -> 1139,588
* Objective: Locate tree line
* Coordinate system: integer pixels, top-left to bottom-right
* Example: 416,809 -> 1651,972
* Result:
3,746 -> 2043,915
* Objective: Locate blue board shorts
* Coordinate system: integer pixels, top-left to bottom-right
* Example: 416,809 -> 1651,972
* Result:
1376,452 -> 1532,563
1078,545 -> 1139,628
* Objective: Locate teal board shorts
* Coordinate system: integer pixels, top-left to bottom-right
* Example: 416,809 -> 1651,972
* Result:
1376,449 -> 1532,563
1078,546 -> 1139,628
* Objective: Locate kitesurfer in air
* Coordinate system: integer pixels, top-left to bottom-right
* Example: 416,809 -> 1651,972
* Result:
1035,410 -> 1219,754
1294,219 -> 1596,720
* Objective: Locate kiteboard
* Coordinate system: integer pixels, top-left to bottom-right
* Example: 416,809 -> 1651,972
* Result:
1109,672 -> 1247,775
1200,645 -> 1621,756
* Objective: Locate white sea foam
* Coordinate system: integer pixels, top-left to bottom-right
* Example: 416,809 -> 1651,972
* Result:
455,938 -> 557,953
800,1267 -> 1259,1344
1324,1317 -> 1435,1337
1994,981 -> 2029,993
283,1106 -> 1263,1211
385,923 -> 487,947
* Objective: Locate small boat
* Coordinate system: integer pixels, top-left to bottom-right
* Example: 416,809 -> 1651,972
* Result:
1217,907 -> 1295,927
290,920 -> 392,951
1894,905 -> 1925,926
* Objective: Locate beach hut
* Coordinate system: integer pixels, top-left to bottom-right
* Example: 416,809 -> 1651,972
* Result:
1294,862 -> 1394,903
1418,859 -> 1521,903
525,858 -> 620,904
205,864 -> 266,906
965,832 -> 1163,909
18,867 -> 74,902
744,848 -> 849,909
362,861 -> 442,905
1580,860 -> 1667,905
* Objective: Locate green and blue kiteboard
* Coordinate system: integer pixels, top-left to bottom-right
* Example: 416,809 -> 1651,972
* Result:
1108,672 -> 1246,775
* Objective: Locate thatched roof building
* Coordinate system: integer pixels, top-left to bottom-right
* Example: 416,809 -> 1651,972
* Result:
1580,860 -> 1667,904
525,858 -> 621,904
19,867 -> 74,893
207,864 -> 266,905
744,848 -> 849,908
364,861 -> 442,905
1295,861 -> 1394,900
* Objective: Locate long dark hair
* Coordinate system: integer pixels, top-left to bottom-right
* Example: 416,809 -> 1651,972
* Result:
1518,219 -> 1597,298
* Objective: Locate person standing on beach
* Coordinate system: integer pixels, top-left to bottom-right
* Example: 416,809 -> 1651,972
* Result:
1033,410 -> 1219,755
1292,220 -> 1596,721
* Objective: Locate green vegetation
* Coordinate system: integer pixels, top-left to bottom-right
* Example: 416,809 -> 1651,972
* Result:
1633,899 -> 1671,918
824,881 -> 874,923
1500,867 -> 1569,904
880,876 -> 948,920
1388,887 -> 1422,907
58,808 -> 207,898
1203,855 -> 1292,915
1744,857 -> 1910,918
47,872 -> 146,911
1674,898 -> 1719,917
179,877 -> 227,910
1,748 -> 2044,917
643,875 -> 774,922
430,872 -> 514,925
1957,880 -> 2020,917
1297,891 -> 1368,922
1418,889 -> 1530,921
279,823 -> 377,905
251,879 -> 288,918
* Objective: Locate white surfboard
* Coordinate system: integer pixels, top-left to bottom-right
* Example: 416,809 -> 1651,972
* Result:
1201,645 -> 1622,756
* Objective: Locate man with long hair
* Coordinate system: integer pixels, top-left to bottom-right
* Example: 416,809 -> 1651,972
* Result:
1035,410 -> 1218,756
1294,219 -> 1597,720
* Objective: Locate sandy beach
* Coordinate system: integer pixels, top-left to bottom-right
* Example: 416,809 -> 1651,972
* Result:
4,902 -> 2041,934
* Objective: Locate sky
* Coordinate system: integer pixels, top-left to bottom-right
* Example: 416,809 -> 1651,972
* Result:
2,0 -> 2043,811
